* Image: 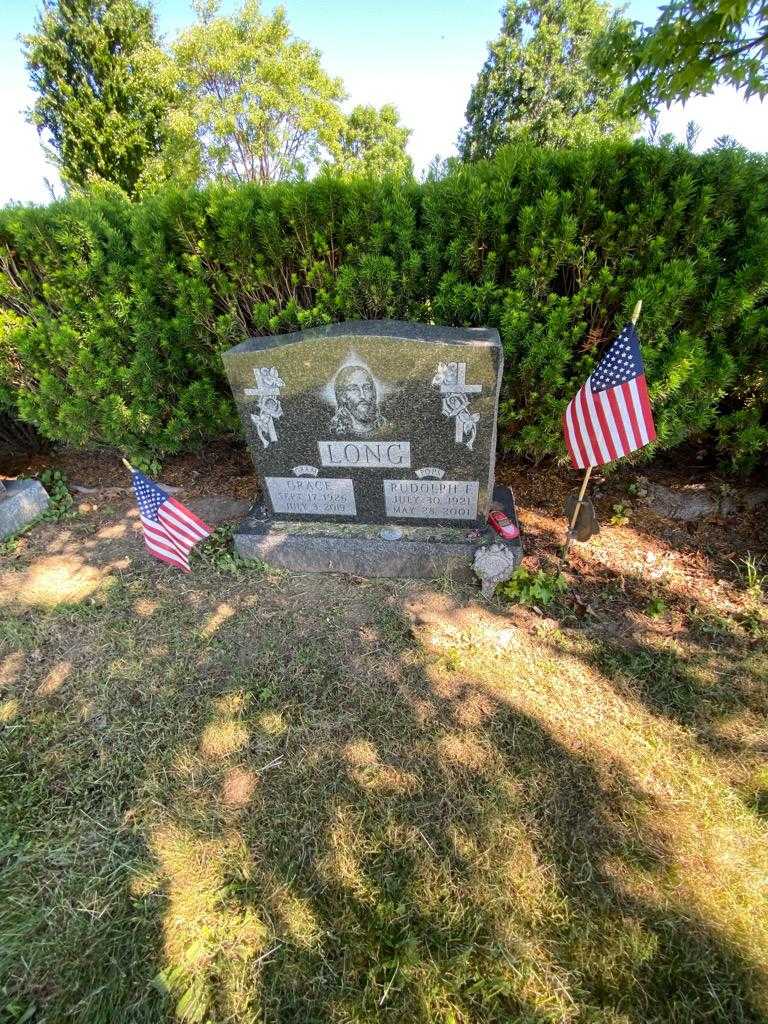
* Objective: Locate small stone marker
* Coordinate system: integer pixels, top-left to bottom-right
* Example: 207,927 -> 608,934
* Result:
473,543 -> 520,599
222,320 -> 522,578
0,478 -> 50,541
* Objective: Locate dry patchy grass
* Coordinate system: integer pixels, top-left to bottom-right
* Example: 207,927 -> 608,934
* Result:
1,470 -> 767,1024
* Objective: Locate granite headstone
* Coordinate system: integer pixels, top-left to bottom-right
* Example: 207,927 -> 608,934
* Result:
0,478 -> 50,541
222,320 -> 521,578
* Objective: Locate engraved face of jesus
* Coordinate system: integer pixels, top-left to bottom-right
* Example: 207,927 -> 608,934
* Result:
331,365 -> 386,435
337,366 -> 376,423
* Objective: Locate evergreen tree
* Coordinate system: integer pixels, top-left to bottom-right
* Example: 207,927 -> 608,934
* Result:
459,0 -> 638,159
23,0 -> 173,196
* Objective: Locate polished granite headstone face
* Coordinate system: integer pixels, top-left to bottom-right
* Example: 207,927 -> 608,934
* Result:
222,320 -> 503,529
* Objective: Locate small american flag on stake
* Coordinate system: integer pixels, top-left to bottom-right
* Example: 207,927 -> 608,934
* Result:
129,469 -> 211,572
564,321 -> 656,469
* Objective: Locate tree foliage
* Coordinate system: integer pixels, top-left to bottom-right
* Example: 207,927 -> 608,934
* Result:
22,0 -> 412,193
459,0 -> 638,159
22,0 -> 172,195
334,104 -> 412,179
1,142 -> 766,469
157,0 -> 346,184
597,0 -> 768,113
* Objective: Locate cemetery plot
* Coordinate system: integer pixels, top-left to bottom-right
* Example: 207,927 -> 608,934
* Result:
221,320 -> 517,577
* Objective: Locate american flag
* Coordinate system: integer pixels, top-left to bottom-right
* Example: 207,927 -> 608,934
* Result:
131,471 -> 211,572
564,323 -> 656,469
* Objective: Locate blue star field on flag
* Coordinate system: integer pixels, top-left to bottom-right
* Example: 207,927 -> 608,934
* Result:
590,324 -> 646,392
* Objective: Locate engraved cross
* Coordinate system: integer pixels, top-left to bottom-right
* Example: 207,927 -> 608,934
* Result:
244,373 -> 282,398
438,362 -> 482,396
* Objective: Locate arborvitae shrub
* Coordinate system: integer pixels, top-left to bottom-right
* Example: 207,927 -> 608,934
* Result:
0,142 -> 766,468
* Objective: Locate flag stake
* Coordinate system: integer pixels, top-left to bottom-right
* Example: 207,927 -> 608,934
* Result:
562,299 -> 643,561
562,465 -> 593,560
120,457 -> 134,473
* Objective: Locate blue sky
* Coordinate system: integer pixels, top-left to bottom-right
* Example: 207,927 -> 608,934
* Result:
1,0 -> 766,204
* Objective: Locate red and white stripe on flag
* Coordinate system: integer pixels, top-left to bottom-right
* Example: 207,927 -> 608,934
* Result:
564,373 -> 656,470
140,497 -> 211,573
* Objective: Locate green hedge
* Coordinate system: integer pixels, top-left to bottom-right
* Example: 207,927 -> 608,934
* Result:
1,141 -> 766,469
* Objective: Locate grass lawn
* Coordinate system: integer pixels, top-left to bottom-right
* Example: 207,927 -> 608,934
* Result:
1,454 -> 767,1023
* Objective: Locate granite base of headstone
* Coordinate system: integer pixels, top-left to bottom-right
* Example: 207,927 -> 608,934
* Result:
222,320 -> 523,580
0,479 -> 50,540
235,484 -> 522,580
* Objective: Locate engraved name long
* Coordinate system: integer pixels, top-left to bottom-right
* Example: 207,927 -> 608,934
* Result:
318,440 -> 411,469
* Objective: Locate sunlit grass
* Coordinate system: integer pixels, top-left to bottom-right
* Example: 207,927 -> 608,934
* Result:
0,520 -> 766,1023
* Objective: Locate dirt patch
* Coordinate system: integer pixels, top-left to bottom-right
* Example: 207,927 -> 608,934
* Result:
3,438 -> 258,500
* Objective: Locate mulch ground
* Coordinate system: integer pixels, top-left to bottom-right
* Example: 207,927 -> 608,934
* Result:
6,438 -> 766,633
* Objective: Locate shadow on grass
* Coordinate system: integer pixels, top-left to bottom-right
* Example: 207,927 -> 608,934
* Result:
143,588 -> 768,1022
2,554 -> 767,1022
